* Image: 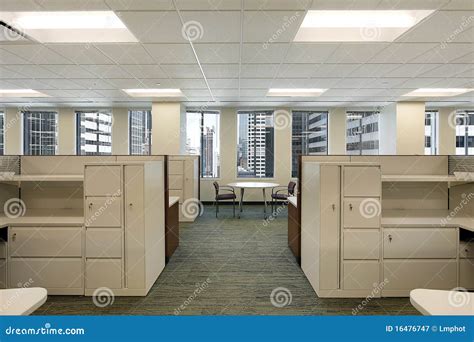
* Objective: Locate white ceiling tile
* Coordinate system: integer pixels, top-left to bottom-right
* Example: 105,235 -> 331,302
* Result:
271,78 -> 342,88
243,11 -> 305,43
312,64 -> 360,77
349,64 -> 400,77
284,43 -> 339,63
383,64 -> 441,77
410,43 -> 474,63
177,0 -> 241,10
441,0 -> 474,10
309,0 -> 383,10
325,43 -> 389,63
0,0 -> 41,11
239,89 -> 269,97
180,11 -> 241,43
370,43 -> 438,63
95,90 -> 130,98
0,49 -> 29,64
144,44 -> 196,64
194,44 -> 240,63
451,51 -> 474,63
396,78 -> 442,88
160,64 -> 202,78
428,77 -> 474,87
212,89 -> 239,96
202,64 -> 239,78
277,64 -> 318,78
182,89 -> 212,97
104,78 -> 149,88
0,80 -> 20,88
376,0 -> 449,10
239,79 -> 273,88
358,78 -> 407,88
419,63 -> 473,77
122,64 -> 168,78
208,79 -> 239,88
105,0 -> 174,10
242,43 -> 288,63
3,64 -> 60,78
240,64 -> 279,78
95,44 -> 155,64
1,45 -> 72,64
34,0 -> 109,10
82,65 -> 132,78
172,79 -> 208,88
244,0 -> 311,10
47,44 -> 114,64
72,78 -> 116,90
45,65 -> 97,78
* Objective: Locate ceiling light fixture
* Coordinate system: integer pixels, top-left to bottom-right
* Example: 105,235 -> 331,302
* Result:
402,88 -> 474,97
0,11 -> 138,43
294,10 -> 434,42
0,89 -> 48,97
123,89 -> 184,97
266,88 -> 327,97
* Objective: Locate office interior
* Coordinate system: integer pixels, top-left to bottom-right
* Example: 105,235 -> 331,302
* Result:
0,0 -> 473,316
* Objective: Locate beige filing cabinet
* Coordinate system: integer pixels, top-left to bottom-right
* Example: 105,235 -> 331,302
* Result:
168,156 -> 199,222
84,162 -> 165,296
0,239 -> 7,288
301,162 -> 382,298
459,239 -> 474,290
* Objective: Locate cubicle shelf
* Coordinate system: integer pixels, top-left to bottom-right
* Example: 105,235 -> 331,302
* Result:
0,174 -> 84,185
382,174 -> 472,186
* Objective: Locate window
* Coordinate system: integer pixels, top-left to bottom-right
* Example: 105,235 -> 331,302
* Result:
237,110 -> 274,178
292,111 -> 328,177
424,110 -> 438,155
456,110 -> 474,155
0,111 -> 4,155
185,110 -> 220,178
129,110 -> 152,155
76,110 -> 112,155
23,111 -> 58,155
346,111 -> 379,155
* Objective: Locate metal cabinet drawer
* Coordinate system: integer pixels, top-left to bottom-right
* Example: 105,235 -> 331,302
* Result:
9,227 -> 82,257
343,230 -> 380,260
85,196 -> 122,227
85,165 -> 121,196
459,241 -> 474,258
86,229 -> 122,258
460,259 -> 474,290
344,166 -> 381,197
383,228 -> 457,259
343,198 -> 380,228
86,259 -> 122,289
343,261 -> 380,290
169,175 -> 183,190
168,161 -> 184,175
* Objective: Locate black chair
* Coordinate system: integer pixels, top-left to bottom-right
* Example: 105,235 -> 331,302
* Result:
213,181 -> 236,218
271,181 -> 296,214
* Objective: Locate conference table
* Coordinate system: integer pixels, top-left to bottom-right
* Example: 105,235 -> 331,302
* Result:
227,182 -> 279,219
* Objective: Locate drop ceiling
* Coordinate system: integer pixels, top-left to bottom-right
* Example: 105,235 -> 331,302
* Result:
0,0 -> 472,109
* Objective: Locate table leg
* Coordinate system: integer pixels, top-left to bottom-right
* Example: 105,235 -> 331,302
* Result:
238,188 -> 244,218
263,188 -> 267,219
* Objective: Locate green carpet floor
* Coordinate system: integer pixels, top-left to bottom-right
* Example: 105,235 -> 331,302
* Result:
35,204 -> 419,315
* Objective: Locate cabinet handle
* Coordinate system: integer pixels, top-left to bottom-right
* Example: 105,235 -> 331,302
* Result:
89,203 -> 93,210
349,203 -> 353,211
12,233 -> 16,241
129,203 -> 133,208
332,204 -> 336,211
388,234 -> 392,243
465,248 -> 469,253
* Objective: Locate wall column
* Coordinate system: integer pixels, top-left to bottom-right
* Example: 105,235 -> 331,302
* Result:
328,108 -> 346,154
57,108 -> 76,155
112,108 -> 129,155
151,102 -> 185,155
438,107 -> 456,155
4,107 -> 22,155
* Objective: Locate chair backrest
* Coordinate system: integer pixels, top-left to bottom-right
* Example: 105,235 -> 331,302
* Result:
288,181 -> 296,195
213,181 -> 219,196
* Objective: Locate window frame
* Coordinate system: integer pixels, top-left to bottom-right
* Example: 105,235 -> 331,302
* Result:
128,109 -> 152,156
291,110 -> 329,178
346,110 -> 380,155
424,110 -> 439,155
185,110 -> 220,178
0,111 -> 4,155
75,109 -> 113,156
456,110 -> 473,156
23,110 -> 58,156
236,110 -> 275,179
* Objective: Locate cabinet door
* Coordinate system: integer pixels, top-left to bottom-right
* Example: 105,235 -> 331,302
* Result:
124,165 -> 145,289
86,229 -> 122,258
343,230 -> 380,260
344,166 -> 380,197
460,259 -> 474,290
343,198 -> 380,228
85,165 -> 121,196
86,259 -> 122,289
343,261 -> 380,290
320,165 -> 340,290
85,196 -> 122,227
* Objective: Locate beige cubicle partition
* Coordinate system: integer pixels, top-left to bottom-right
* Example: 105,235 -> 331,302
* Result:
0,155 -> 168,296
300,155 -> 474,298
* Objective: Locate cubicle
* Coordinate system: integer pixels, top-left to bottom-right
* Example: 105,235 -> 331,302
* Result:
297,155 -> 474,298
0,154 -> 198,296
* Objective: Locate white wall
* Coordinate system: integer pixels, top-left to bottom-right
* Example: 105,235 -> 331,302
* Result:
57,108 -> 76,155
396,102 -> 425,155
328,108 -> 346,154
379,104 -> 397,155
111,108 -> 129,155
4,107 -> 22,155
438,107 -> 456,155
151,102 -> 184,155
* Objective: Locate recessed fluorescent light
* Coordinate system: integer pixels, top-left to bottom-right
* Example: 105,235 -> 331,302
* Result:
294,10 -> 434,42
0,89 -> 48,98
0,11 -> 137,43
123,89 -> 184,97
402,88 -> 474,97
267,88 -> 327,97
